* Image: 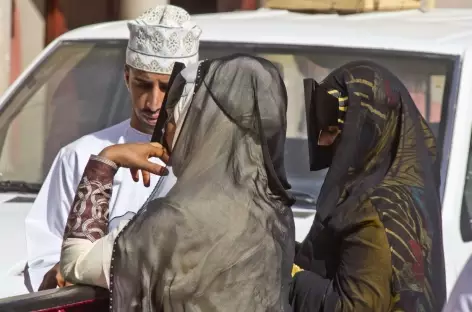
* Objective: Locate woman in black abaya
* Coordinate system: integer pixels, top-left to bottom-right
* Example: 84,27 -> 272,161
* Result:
290,61 -> 446,312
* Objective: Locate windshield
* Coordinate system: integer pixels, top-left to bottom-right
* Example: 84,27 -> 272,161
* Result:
0,40 -> 454,201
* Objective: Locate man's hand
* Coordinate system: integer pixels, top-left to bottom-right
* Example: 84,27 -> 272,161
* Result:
38,263 -> 73,290
99,142 -> 170,187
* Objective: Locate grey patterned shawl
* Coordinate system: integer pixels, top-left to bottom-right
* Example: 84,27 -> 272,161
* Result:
109,54 -> 295,312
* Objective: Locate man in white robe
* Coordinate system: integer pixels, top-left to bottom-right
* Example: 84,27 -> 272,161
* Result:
24,5 -> 202,292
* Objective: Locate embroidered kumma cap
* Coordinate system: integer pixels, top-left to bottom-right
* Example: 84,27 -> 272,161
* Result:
126,5 -> 202,75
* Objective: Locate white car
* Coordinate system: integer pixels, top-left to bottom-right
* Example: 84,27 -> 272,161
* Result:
0,8 -> 471,304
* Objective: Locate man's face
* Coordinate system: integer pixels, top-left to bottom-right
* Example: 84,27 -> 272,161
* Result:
125,66 -> 171,134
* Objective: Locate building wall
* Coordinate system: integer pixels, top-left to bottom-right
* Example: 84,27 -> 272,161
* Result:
436,0 -> 472,8
120,0 -> 168,19
2,0 -> 248,93
0,1 -> 12,95
56,0 -> 117,31
17,0 -> 46,73
6,0 -> 471,94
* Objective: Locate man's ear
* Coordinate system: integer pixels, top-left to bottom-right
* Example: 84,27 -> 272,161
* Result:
124,65 -> 130,91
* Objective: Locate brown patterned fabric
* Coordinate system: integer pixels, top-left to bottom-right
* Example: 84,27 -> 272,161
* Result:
63,155 -> 118,242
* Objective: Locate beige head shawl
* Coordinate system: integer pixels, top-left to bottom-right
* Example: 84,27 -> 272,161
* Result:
170,61 -> 201,148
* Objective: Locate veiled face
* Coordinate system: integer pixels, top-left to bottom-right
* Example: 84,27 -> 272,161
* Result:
318,126 -> 341,146
305,78 -> 346,170
312,88 -> 344,147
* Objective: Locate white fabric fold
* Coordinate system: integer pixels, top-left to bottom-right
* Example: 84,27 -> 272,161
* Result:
61,220 -> 130,289
171,62 -> 200,148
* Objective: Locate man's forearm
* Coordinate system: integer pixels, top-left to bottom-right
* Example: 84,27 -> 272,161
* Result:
63,155 -> 118,242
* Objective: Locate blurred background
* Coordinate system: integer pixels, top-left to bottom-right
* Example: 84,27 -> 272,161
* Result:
0,0 -> 471,96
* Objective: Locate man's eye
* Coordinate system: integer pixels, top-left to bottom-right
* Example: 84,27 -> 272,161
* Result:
134,81 -> 152,89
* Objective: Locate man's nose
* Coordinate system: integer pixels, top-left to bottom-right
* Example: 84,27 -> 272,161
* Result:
147,87 -> 165,111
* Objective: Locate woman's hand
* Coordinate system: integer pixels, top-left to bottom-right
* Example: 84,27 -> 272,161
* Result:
99,142 -> 170,187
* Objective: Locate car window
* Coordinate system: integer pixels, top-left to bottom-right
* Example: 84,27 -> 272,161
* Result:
0,41 -> 130,183
0,40 -> 454,206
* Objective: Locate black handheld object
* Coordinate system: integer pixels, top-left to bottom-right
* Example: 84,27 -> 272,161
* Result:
304,78 -> 317,169
150,62 -> 186,143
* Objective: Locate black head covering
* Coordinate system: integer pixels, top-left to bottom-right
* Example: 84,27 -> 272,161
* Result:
109,54 -> 295,311
297,61 -> 446,311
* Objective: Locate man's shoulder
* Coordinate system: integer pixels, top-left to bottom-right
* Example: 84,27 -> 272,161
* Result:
59,120 -> 131,161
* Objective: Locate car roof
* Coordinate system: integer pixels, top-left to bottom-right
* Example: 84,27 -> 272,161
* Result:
59,8 -> 472,56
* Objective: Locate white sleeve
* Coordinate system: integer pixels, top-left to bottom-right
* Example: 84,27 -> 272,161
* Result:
24,148 -> 81,291
60,219 -> 130,289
